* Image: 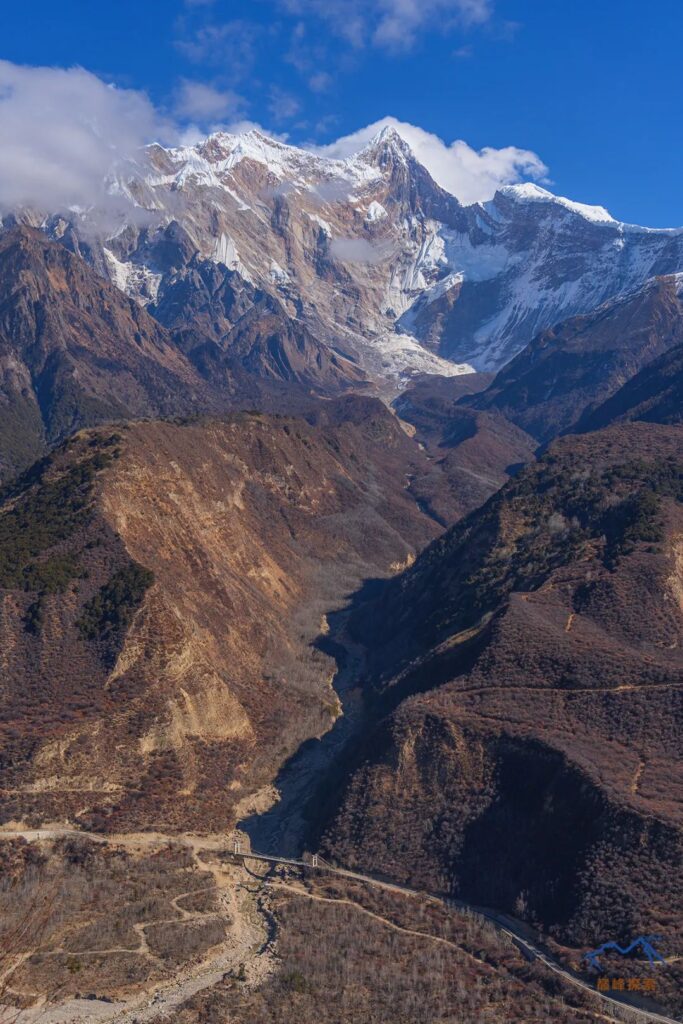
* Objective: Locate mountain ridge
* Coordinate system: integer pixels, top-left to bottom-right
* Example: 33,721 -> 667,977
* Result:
6,123 -> 682,387
469,272 -> 683,442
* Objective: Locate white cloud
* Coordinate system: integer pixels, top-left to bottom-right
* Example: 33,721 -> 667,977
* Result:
313,116 -> 548,204
176,20 -> 260,74
280,0 -> 492,50
374,0 -> 490,48
268,87 -> 301,122
174,80 -> 246,121
309,71 -> 333,92
0,60 -> 171,217
330,236 -> 392,263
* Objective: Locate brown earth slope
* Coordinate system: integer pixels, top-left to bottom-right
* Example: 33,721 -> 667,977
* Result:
324,423 -> 683,955
0,397 -> 443,833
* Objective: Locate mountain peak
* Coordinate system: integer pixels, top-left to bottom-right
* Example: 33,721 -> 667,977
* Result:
373,124 -> 407,146
495,182 -> 617,225
357,124 -> 415,165
199,128 -> 293,161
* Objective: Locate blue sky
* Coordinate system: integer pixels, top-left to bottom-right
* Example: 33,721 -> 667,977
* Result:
2,0 -> 682,225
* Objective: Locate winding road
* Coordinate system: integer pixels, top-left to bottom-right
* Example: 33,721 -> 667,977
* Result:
236,848 -> 682,1024
0,827 -> 679,1024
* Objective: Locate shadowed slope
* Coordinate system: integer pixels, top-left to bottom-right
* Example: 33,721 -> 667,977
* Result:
324,423 -> 683,955
472,275 -> 683,442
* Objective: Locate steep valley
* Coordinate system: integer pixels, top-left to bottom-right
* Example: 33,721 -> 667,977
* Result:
2,119 -> 683,1024
0,398 -> 446,834
1,379 -> 682,1021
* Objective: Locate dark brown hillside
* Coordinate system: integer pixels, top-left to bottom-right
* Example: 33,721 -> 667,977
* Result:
0,397 -> 445,833
0,227 -> 218,481
0,227 -> 366,485
324,423 -> 683,953
580,334 -> 683,429
473,275 -> 683,442
394,373 -> 535,520
353,423 -> 683,675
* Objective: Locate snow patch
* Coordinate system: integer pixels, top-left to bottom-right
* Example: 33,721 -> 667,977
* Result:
306,212 -> 332,236
423,271 -> 464,305
103,248 -> 162,303
366,201 -> 387,222
442,231 -> 510,281
211,233 -> 253,282
497,183 -> 616,225
270,260 -> 289,283
357,328 -> 475,385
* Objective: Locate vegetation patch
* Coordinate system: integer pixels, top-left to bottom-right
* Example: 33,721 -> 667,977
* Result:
0,836 -> 217,1006
173,880 -> 609,1024
77,562 -> 154,656
0,436 -> 120,592
448,452 -> 683,628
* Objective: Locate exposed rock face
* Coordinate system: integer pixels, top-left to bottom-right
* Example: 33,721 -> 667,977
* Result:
472,273 -> 683,441
52,129 -> 470,384
149,247 -> 366,395
26,127 -> 683,384
0,398 -> 444,832
324,423 -> 683,948
0,227 -> 216,480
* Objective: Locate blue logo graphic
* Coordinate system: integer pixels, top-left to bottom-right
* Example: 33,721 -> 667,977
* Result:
584,936 -> 665,972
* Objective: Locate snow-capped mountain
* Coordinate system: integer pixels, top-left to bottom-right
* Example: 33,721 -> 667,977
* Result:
36,126 -> 683,383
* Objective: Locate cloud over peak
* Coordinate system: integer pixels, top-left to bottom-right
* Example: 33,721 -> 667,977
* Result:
0,61 -> 547,218
0,60 -> 170,216
313,117 -> 548,205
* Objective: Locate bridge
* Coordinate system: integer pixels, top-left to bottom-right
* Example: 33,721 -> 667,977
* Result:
231,843 -> 681,1024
